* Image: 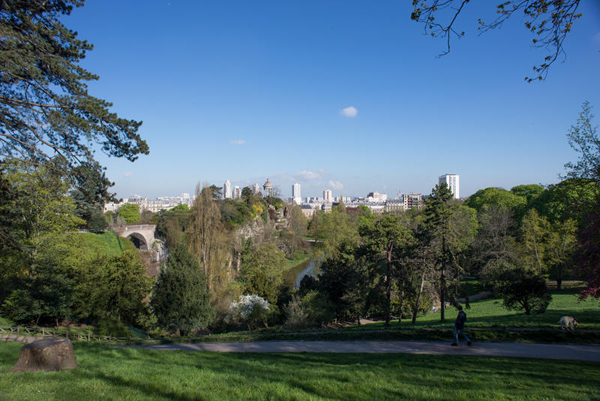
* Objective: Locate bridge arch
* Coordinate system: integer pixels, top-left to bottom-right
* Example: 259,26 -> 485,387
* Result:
111,224 -> 156,251
127,232 -> 149,250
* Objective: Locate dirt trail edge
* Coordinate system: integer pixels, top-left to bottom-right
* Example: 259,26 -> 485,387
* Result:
130,340 -> 600,362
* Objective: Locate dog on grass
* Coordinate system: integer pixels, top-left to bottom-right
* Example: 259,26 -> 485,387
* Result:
558,316 -> 578,330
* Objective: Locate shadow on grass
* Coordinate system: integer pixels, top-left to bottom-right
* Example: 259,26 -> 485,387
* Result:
2,342 -> 600,400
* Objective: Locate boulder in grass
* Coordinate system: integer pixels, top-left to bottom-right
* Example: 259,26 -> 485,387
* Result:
11,338 -> 78,372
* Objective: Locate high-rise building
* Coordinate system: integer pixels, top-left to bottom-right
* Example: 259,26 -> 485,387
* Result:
223,180 -> 232,199
292,183 -> 301,204
439,174 -> 460,199
323,189 -> 333,203
252,183 -> 261,196
233,186 -> 241,200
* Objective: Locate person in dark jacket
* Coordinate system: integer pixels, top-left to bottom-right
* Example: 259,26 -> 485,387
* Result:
451,305 -> 472,346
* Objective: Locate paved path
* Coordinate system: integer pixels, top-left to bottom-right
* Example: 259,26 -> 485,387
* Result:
131,340 -> 600,362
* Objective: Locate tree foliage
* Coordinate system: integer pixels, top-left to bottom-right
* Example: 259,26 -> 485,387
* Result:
490,263 -> 551,315
0,0 -> 148,169
359,214 -> 414,326
410,0 -> 582,82
564,101 -> 600,181
76,250 -> 152,326
151,243 -> 214,335
464,187 -> 527,214
240,242 -> 287,305
117,203 -> 140,224
563,102 -> 600,298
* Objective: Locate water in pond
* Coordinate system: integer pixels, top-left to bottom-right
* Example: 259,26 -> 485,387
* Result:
284,257 -> 321,288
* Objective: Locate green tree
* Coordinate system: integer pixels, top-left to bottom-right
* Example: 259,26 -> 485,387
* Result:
76,250 -> 152,326
490,263 -> 551,315
564,101 -> 600,181
240,242 -> 287,305
546,219 -> 577,290
117,203 -> 140,224
0,1 -> 148,169
465,187 -> 527,214
316,203 -> 360,257
188,184 -> 231,304
410,0 -> 583,82
0,160 -> 84,266
520,209 -> 551,275
151,244 -> 214,335
156,204 -> 190,247
471,205 -> 519,280
317,241 -> 369,323
69,161 -> 118,228
424,184 -> 477,321
563,102 -> 600,298
510,184 -> 545,204
359,214 -> 414,326
532,179 -> 599,228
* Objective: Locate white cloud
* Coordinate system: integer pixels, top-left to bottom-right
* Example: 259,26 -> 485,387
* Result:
329,180 -> 344,190
296,170 -> 324,180
229,139 -> 246,145
340,106 -> 358,118
123,172 -> 133,177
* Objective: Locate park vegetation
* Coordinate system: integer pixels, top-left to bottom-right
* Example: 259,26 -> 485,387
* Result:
0,2 -> 599,340
0,102 -> 598,339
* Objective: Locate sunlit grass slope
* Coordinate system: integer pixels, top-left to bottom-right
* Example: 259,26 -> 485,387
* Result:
1,342 -> 599,401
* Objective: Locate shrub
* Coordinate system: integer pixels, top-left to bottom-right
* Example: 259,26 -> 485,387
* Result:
225,294 -> 270,331
302,290 -> 335,326
491,264 -> 552,315
96,318 -> 130,338
283,295 -> 309,329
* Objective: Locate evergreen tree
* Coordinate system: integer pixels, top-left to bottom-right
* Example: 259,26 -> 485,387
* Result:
0,1 -> 148,170
151,244 -> 214,335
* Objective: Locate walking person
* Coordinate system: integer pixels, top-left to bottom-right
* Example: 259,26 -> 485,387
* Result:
451,305 -> 472,346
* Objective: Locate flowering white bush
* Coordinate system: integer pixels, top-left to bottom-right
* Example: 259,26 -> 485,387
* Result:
225,294 -> 270,330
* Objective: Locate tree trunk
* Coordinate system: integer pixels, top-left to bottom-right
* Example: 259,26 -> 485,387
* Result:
440,264 -> 446,322
385,247 -> 393,327
398,280 -> 405,324
556,264 -> 564,291
440,232 -> 446,322
412,271 -> 426,324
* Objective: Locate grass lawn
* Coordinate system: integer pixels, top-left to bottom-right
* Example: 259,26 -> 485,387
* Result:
85,231 -> 136,256
1,342 -> 599,400
355,288 -> 600,331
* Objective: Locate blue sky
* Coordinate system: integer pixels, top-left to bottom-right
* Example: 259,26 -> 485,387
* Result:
67,1 -> 600,199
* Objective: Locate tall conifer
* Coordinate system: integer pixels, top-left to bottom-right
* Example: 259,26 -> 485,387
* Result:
151,244 -> 214,335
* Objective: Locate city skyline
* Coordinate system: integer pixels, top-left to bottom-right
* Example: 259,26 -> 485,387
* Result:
61,1 -> 600,199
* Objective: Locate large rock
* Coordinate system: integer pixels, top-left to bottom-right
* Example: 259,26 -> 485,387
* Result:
11,338 -> 78,372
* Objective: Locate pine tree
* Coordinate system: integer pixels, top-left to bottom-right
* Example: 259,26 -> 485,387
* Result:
151,244 -> 214,335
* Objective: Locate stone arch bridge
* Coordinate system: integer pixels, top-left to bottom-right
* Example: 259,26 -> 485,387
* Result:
111,224 -> 156,251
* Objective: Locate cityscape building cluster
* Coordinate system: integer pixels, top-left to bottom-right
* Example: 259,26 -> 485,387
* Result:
105,174 -> 460,217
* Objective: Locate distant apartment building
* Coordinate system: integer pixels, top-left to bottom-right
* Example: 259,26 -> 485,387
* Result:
384,199 -> 405,214
323,189 -> 333,203
252,183 -> 261,196
223,180 -> 232,199
439,174 -> 460,199
233,186 -> 242,200
404,193 -> 423,209
292,183 -> 302,204
367,192 -> 387,202
105,193 -> 194,214
300,204 -> 316,218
